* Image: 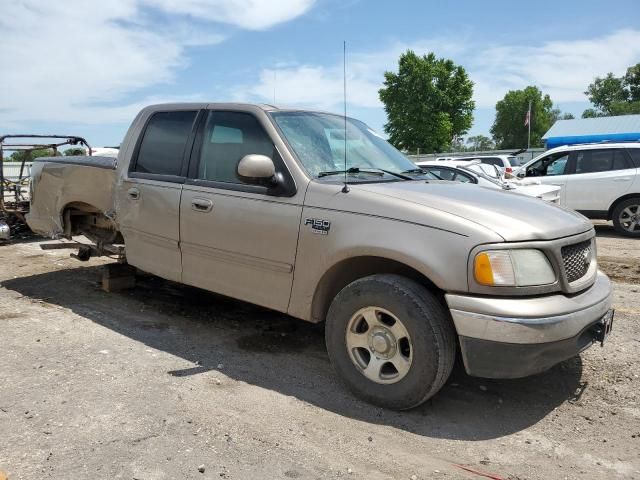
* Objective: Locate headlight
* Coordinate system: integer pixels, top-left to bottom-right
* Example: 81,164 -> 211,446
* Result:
474,249 -> 555,287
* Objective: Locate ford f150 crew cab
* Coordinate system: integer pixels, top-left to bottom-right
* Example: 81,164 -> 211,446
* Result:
27,103 -> 614,410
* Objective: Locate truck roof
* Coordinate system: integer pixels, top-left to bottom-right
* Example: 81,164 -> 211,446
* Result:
141,102 -> 346,117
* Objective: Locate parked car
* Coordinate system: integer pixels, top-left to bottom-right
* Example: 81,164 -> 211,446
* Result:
416,159 -> 561,203
514,143 -> 640,237
27,103 -> 613,410
451,154 -> 525,174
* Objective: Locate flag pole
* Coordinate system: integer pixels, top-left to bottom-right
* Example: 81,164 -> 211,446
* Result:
527,100 -> 532,149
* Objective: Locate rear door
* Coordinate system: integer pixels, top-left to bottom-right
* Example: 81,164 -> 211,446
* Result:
523,151 -> 571,205
179,109 -> 303,312
117,109 -> 200,281
564,148 -> 636,212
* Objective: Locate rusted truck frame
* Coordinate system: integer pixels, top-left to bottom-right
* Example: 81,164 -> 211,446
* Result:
0,135 -> 92,240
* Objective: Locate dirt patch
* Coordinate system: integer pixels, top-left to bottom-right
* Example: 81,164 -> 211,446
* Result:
0,228 -> 638,480
598,255 -> 640,284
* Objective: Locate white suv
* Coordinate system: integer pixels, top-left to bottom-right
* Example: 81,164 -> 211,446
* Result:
515,143 -> 640,237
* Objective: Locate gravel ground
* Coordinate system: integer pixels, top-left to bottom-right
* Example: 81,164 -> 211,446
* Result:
0,223 -> 638,480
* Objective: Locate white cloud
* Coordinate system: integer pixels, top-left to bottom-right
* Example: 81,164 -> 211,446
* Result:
145,0 -> 317,30
470,29 -> 640,107
236,29 -> 640,111
0,0 -> 315,127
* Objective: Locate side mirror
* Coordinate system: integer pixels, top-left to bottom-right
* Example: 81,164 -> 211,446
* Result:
517,171 -> 526,178
237,154 -> 276,183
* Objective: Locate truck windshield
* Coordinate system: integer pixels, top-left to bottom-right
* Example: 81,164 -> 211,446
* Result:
270,111 -> 427,181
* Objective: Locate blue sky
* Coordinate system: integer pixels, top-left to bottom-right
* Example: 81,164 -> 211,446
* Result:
2,0 -> 640,148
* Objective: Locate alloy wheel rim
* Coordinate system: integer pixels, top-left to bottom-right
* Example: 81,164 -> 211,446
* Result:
619,204 -> 640,233
345,306 -> 413,384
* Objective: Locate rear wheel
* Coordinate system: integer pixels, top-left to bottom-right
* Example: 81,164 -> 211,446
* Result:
325,274 -> 456,410
612,198 -> 640,237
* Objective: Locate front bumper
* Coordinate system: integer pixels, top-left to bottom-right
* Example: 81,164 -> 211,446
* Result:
445,271 -> 613,378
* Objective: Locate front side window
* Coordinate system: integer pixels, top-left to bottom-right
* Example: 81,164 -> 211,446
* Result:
425,167 -> 456,181
197,111 -> 275,184
270,111 -> 429,182
135,110 -> 197,175
526,152 -> 569,177
575,149 -> 629,174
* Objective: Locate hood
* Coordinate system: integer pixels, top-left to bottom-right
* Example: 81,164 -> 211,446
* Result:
353,181 -> 591,242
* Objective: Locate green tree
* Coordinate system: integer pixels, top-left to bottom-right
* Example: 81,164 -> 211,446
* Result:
466,135 -> 495,151
379,50 -> 475,153
490,86 -> 555,149
8,148 -> 57,162
581,108 -> 602,119
552,110 -> 575,121
582,63 -> 640,117
64,147 -> 86,156
624,63 -> 640,102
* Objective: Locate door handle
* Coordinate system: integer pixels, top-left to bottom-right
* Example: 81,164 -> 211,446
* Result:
613,177 -> 632,182
191,198 -> 213,213
127,187 -> 140,200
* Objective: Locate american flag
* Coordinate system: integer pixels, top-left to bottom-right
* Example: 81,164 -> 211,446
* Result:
524,109 -> 530,126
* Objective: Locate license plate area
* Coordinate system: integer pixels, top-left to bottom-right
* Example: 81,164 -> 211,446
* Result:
593,309 -> 614,346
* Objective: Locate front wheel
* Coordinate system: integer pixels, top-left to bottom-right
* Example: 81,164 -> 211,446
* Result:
325,274 -> 456,410
612,198 -> 640,237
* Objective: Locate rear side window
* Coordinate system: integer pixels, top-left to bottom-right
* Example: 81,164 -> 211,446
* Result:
135,110 -> 198,176
627,148 -> 640,168
575,149 -> 630,174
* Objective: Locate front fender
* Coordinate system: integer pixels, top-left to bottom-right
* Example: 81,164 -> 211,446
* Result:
287,207 -> 489,321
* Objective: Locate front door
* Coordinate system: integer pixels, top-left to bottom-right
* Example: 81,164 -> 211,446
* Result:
179,110 -> 303,312
118,109 -> 199,282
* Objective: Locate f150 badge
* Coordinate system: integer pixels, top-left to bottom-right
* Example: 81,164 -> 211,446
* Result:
305,218 -> 331,235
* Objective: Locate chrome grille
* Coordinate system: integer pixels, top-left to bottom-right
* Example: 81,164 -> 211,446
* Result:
561,240 -> 592,283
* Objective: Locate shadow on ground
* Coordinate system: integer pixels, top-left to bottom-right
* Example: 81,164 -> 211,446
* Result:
1,265 -> 586,442
593,222 -> 635,239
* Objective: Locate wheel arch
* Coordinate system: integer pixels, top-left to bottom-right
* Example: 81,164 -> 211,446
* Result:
309,256 -> 442,324
608,193 -> 640,220
60,201 -> 120,242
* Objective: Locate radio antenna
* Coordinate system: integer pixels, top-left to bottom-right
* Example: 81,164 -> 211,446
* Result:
342,40 -> 349,193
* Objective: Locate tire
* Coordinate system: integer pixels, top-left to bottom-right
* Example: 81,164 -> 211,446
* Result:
612,197 -> 640,237
325,274 -> 456,410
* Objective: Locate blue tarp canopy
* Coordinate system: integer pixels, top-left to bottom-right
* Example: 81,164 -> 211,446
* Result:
542,115 -> 640,149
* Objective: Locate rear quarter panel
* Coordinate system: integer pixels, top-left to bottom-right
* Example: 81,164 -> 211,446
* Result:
26,159 -> 116,237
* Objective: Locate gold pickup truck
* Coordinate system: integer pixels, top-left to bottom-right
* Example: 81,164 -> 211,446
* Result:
27,103 -> 613,410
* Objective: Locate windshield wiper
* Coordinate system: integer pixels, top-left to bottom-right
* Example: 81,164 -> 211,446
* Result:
400,168 -> 426,174
318,167 -> 412,180
318,167 -> 384,178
